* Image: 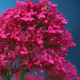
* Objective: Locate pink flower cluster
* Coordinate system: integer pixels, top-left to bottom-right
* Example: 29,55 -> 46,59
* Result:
14,73 -> 44,80
0,0 -> 79,79
24,74 -> 44,80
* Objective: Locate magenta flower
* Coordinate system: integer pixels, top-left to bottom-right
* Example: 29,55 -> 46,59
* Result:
24,74 -> 44,80
0,0 -> 79,80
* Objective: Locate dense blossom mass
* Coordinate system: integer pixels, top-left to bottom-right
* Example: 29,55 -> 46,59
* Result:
0,0 -> 79,80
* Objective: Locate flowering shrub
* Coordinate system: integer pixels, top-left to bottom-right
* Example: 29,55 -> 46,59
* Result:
24,74 -> 44,80
0,0 -> 79,80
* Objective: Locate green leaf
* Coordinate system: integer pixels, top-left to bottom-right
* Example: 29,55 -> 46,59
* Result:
12,76 -> 16,80
19,69 -> 26,80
